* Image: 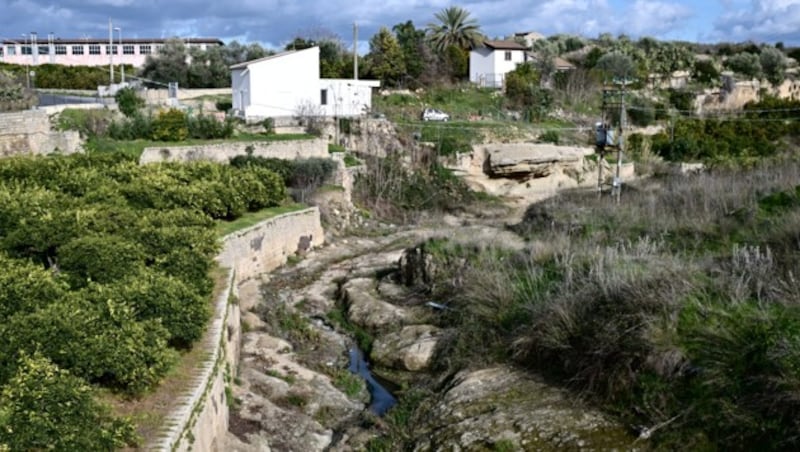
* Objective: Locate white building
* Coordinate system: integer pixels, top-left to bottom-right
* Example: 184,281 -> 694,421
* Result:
469,40 -> 528,88
231,47 -> 380,120
0,37 -> 222,67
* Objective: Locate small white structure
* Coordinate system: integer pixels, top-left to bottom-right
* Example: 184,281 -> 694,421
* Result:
231,47 -> 380,121
469,40 -> 527,88
319,79 -> 381,117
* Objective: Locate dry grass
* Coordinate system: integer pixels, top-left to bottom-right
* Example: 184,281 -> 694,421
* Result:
104,265 -> 230,449
420,156 -> 800,449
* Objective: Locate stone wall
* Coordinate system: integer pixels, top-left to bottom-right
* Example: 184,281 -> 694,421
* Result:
156,207 -> 324,451
139,138 -> 328,164
216,207 -> 325,282
0,109 -> 82,157
142,88 -> 232,104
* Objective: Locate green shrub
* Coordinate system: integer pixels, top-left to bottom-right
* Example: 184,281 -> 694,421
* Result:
58,235 -> 146,286
151,108 -> 188,141
114,87 -> 144,118
539,130 -> 560,144
263,117 -> 275,135
0,352 -> 136,451
187,114 -> 233,139
56,108 -> 114,138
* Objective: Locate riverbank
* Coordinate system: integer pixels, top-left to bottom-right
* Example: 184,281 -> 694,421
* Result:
225,214 -> 637,450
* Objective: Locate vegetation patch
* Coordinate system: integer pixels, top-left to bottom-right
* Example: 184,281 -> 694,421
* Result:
0,153 -> 288,450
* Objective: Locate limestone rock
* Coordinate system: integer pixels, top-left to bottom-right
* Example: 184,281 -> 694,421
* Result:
486,143 -> 588,179
413,366 -> 637,451
342,278 -> 413,329
371,325 -> 441,371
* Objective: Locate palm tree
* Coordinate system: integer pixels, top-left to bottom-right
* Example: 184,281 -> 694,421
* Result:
426,6 -> 483,53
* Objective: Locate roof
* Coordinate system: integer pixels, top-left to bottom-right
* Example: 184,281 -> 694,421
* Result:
2,37 -> 223,46
483,40 -> 527,51
230,46 -> 317,70
525,52 -> 576,70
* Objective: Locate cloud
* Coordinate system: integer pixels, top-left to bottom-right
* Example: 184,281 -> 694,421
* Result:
0,0 -> 737,52
626,0 -> 693,36
710,0 -> 800,44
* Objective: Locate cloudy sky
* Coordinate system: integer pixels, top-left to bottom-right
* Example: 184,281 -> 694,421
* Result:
2,0 -> 800,49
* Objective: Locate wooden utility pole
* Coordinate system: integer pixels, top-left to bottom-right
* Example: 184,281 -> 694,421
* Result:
353,23 -> 358,80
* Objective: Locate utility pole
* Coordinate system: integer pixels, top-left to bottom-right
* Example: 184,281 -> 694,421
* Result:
109,19 -> 114,86
353,22 -> 358,80
612,78 -> 628,203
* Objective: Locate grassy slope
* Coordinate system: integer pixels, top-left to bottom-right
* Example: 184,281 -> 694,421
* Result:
408,156 -> 800,450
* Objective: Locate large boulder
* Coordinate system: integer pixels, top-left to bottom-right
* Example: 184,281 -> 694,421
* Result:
413,366 -> 637,451
371,325 -> 442,371
484,143 -> 589,179
341,278 -> 415,329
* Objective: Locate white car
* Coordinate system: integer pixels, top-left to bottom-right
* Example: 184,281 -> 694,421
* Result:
421,108 -> 450,122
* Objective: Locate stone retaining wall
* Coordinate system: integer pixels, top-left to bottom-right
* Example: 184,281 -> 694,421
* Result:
139,138 -> 328,164
156,207 -> 324,451
0,109 -> 81,157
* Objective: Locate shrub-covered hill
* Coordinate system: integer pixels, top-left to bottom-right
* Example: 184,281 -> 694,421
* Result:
0,153 -> 285,450
409,157 -> 800,450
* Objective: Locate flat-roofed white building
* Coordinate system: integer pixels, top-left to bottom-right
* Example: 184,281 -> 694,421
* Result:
231,46 -> 380,120
0,37 -> 222,67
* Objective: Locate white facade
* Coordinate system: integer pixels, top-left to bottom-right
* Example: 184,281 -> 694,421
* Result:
232,47 -> 320,119
469,41 -> 527,88
319,79 -> 381,117
0,38 -> 221,67
231,47 -> 380,120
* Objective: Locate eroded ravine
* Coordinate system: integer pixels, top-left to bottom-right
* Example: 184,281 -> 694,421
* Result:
224,218 -> 638,451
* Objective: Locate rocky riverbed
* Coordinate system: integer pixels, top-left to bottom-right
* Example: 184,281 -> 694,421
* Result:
224,218 -> 639,451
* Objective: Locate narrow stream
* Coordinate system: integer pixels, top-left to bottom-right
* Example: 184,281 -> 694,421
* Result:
347,346 -> 397,416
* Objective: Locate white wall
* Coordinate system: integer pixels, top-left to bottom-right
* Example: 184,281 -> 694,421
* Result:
470,47 -> 525,88
319,79 -> 380,117
245,47 -> 320,119
470,48 -> 495,85
231,68 -> 249,113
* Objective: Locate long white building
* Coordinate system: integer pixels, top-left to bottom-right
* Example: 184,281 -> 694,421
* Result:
0,37 -> 223,67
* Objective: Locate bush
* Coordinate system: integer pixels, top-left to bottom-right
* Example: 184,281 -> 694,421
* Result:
539,130 -> 560,144
627,96 -> 656,126
0,352 -> 136,451
56,108 -> 115,138
187,114 -> 233,140
114,87 -> 144,118
263,117 -> 275,135
151,108 -> 188,141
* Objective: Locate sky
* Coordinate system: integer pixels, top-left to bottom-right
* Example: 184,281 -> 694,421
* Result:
2,0 -> 800,50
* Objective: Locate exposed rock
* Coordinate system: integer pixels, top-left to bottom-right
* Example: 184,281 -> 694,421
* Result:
371,325 -> 442,371
342,278 -> 418,329
413,366 -> 637,451
485,143 -> 589,179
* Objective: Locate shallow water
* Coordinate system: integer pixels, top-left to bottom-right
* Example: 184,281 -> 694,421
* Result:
348,346 -> 397,416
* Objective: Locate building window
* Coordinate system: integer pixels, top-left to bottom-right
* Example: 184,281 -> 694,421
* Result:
21,46 -> 32,55
139,45 -> 151,54
0,47 -> 3,57
123,45 -> 135,55
38,46 -> 49,55
504,51 -> 512,61
105,45 -> 118,55
6,45 -> 16,56
72,45 -> 84,55
89,45 -> 101,55
55,45 -> 67,55
320,89 -> 328,105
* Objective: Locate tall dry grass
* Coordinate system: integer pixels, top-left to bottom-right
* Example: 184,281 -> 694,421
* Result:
425,157 -> 800,449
